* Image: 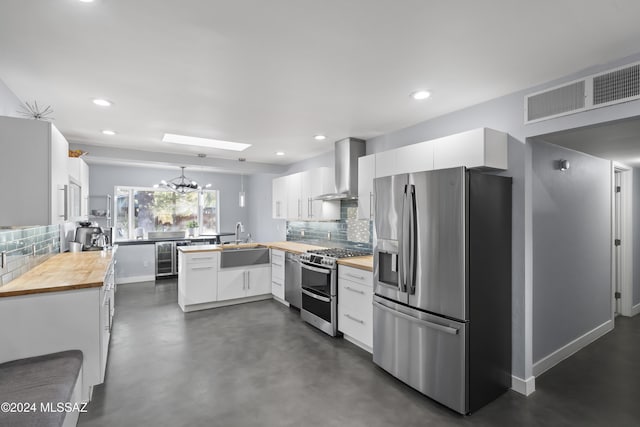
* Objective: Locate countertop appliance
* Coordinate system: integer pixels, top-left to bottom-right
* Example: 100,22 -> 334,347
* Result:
74,225 -> 106,251
372,167 -> 512,415
284,252 -> 301,309
300,248 -> 371,336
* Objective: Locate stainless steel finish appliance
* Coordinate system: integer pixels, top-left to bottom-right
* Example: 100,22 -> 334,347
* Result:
155,240 -> 192,278
300,248 -> 371,336
315,138 -> 365,200
284,252 -> 301,309
372,167 -> 512,415
74,225 -> 105,251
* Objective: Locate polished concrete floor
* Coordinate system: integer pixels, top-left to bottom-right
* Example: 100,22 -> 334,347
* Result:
79,280 -> 640,426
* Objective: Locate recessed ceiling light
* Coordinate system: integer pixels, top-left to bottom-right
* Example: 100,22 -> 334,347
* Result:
92,98 -> 112,107
162,133 -> 251,151
411,90 -> 431,100
314,135 -> 326,141
276,151 -> 285,156
78,0 -> 95,3
102,130 -> 116,136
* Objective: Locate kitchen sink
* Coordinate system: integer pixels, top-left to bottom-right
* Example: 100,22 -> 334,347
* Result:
219,246 -> 270,268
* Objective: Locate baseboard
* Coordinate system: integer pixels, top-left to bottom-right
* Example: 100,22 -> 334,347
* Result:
343,334 -> 372,354
511,375 -> 535,396
631,303 -> 640,317
180,294 -> 272,312
116,275 -> 155,284
272,295 -> 290,307
533,319 -> 613,377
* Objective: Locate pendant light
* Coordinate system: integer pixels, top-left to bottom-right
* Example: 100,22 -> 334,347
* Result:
238,158 -> 246,207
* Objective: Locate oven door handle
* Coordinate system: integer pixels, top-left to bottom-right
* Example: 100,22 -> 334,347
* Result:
301,263 -> 332,275
302,288 -> 331,303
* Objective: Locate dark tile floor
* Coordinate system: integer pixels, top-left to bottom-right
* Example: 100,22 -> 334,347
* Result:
79,280 -> 640,426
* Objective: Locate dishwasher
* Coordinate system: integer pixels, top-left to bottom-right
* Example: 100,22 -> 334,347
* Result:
284,252 -> 302,309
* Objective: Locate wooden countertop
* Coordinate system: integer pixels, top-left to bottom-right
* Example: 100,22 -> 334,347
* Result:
264,241 -> 327,254
0,250 -> 115,298
178,241 -> 328,254
337,255 -> 373,272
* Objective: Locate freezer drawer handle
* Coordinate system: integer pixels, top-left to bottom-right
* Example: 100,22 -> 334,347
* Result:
302,288 -> 331,303
344,286 -> 365,295
373,301 -> 459,335
344,313 -> 364,324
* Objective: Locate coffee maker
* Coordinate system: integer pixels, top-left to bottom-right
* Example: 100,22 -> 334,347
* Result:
74,222 -> 106,251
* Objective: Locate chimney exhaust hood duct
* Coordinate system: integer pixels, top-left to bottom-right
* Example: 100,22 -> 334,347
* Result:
316,137 -> 366,201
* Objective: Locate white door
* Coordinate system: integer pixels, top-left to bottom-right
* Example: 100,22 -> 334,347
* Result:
247,266 -> 272,296
614,171 -> 622,315
217,269 -> 247,301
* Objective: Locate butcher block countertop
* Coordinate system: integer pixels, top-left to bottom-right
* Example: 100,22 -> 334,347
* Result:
337,255 -> 374,272
0,250 -> 115,298
179,241 -> 327,254
264,241 -> 327,254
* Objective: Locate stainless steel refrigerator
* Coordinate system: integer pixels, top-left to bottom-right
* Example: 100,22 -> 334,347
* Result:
372,167 -> 511,415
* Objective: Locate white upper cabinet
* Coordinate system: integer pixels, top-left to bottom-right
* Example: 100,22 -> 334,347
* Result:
68,157 -> 90,220
357,155 -> 375,220
272,167 -> 340,220
374,128 -> 507,179
432,128 -> 507,170
272,176 -> 288,219
0,116 -> 69,226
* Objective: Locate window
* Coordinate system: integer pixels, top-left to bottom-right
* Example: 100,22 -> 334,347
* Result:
113,186 -> 219,241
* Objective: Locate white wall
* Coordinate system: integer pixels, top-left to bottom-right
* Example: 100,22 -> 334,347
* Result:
0,78 -> 22,117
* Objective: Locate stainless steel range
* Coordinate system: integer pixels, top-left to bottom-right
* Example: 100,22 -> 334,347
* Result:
299,248 -> 370,336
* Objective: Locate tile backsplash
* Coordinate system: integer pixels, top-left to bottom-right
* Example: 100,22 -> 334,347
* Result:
0,225 -> 60,286
287,200 -> 372,252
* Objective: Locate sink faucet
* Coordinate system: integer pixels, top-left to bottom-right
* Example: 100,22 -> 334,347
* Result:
235,222 -> 244,243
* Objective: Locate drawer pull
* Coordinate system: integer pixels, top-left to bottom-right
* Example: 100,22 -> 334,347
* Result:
192,257 -> 213,261
344,286 -> 365,295
346,273 -> 365,280
272,262 -> 283,267
272,281 -> 282,287
344,314 -> 364,324
190,266 -> 213,270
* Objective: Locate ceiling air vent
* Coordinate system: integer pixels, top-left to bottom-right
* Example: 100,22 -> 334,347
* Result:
592,63 -> 640,106
525,80 -> 586,123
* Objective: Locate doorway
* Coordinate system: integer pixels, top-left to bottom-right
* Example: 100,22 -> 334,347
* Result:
612,165 -> 633,317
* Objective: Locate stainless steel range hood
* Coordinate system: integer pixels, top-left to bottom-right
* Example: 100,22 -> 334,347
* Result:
316,137 -> 366,200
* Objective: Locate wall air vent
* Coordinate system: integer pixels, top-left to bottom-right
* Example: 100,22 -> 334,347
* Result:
592,63 -> 640,106
526,80 -> 586,123
524,61 -> 640,124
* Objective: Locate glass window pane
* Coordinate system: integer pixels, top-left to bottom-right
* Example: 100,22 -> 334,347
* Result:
133,190 -> 199,235
201,191 -> 218,234
115,187 -> 130,240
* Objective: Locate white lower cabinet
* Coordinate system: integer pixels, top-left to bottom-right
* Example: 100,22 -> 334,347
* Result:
178,252 -> 219,310
338,265 -> 373,352
271,249 -> 286,302
218,266 -> 271,301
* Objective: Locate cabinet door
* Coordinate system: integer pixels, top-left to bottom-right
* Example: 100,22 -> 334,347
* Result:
272,176 -> 288,219
247,266 -> 272,296
184,263 -> 218,304
217,269 -> 247,301
50,125 -> 70,224
286,173 -> 302,219
338,277 -> 373,349
396,142 -> 434,174
80,159 -> 90,218
357,155 -> 375,220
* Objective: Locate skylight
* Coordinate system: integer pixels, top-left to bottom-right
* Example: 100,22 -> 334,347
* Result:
162,133 -> 251,151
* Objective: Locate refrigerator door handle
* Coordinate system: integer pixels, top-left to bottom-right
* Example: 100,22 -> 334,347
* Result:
373,301 -> 459,335
400,184 -> 410,292
408,184 -> 417,294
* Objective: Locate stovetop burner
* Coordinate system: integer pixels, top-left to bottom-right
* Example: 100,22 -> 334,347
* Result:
306,248 -> 371,259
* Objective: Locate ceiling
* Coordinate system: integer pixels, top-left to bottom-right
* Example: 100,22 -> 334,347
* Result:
2,1 -> 640,171
537,117 -> 640,168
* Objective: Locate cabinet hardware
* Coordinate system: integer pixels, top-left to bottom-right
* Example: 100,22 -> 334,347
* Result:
344,286 -> 365,295
272,281 -> 282,287
191,266 -> 213,270
298,199 -> 302,218
344,314 -> 364,324
1,251 -> 6,269
192,257 -> 213,261
272,262 -> 283,267
346,273 -> 365,280
370,192 -> 374,219
247,270 -> 250,289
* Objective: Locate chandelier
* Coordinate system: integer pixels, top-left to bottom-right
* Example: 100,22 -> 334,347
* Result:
154,166 -> 210,194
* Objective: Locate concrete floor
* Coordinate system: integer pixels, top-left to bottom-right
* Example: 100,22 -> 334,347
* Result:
79,280 -> 640,426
